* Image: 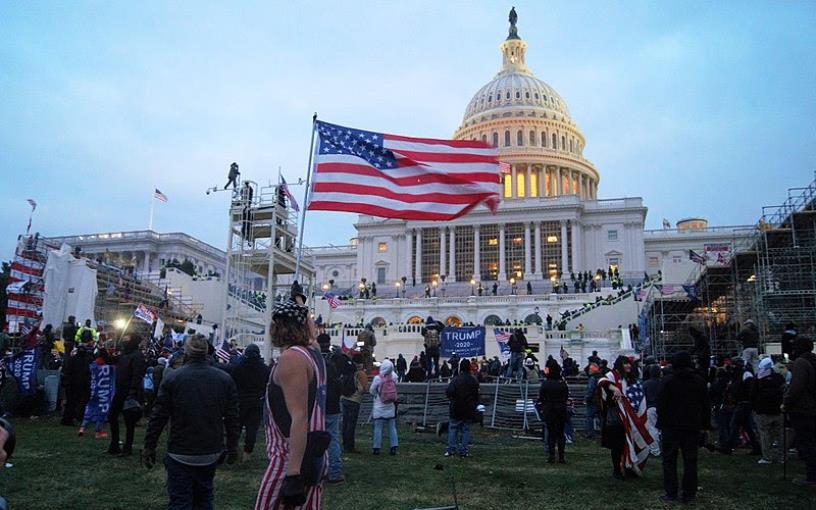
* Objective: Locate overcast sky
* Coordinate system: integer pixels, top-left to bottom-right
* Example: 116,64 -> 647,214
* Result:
1,1 -> 814,259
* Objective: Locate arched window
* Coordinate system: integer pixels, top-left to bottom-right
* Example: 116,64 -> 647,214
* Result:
541,132 -> 547,147
529,130 -> 536,145
503,174 -> 512,198
569,139 -> 573,152
481,134 -> 487,144
525,92 -> 530,99
488,95 -> 492,103
544,95 -> 548,102
562,136 -> 566,150
506,92 -> 510,100
492,132 -> 499,147
504,130 -> 511,147
534,92 -> 539,99
515,91 -> 520,99
517,130 -> 524,146
552,133 -> 557,148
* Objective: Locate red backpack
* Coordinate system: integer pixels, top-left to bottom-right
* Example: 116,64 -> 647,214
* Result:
379,376 -> 398,404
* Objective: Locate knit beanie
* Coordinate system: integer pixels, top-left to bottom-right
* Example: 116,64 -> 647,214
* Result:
184,335 -> 209,357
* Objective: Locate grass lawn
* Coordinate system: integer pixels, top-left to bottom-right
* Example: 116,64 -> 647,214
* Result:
0,417 -> 813,509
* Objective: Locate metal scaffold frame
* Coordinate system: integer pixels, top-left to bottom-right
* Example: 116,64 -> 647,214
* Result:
221,179 -> 315,350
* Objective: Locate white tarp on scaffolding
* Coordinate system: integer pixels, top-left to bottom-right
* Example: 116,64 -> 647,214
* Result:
42,244 -> 98,328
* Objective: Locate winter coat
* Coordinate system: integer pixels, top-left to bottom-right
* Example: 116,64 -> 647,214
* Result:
115,347 -> 146,402
538,377 -> 569,423
370,359 -> 398,419
751,372 -> 785,415
62,348 -> 93,397
784,353 -> 816,415
446,372 -> 480,421
229,355 -> 271,412
656,367 -> 710,431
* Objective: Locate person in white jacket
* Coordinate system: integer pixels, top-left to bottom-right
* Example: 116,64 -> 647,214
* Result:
370,359 -> 399,455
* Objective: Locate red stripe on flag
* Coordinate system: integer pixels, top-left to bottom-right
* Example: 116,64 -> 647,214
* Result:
308,201 -> 480,221
384,150 -> 497,164
384,134 -> 492,149
312,183 -> 495,204
11,262 -> 43,277
315,162 -> 498,185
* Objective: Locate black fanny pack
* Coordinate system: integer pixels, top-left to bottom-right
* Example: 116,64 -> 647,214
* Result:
301,430 -> 331,486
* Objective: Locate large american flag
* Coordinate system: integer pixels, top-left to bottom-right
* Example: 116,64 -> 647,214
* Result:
307,121 -> 501,220
5,236 -> 45,333
598,370 -> 653,476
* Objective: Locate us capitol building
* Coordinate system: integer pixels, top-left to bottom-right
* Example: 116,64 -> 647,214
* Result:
308,12 -> 752,335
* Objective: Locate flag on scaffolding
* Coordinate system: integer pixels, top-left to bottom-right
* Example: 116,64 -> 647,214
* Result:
308,120 -> 501,220
134,304 -> 157,324
689,249 -> 706,265
682,284 -> 700,303
324,292 -> 341,309
280,176 -> 299,212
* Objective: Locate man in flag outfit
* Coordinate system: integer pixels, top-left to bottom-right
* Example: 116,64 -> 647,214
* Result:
598,355 -> 654,479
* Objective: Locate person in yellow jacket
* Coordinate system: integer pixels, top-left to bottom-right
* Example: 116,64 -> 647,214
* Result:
75,319 -> 98,343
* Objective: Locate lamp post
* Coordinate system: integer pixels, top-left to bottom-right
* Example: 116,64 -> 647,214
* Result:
358,282 -> 365,299
321,283 -> 329,292
470,278 -> 476,296
395,281 -> 401,299
510,277 -> 516,296
431,280 -> 437,298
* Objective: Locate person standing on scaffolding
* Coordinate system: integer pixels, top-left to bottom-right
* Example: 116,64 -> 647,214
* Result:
240,182 -> 254,244
225,162 -> 240,190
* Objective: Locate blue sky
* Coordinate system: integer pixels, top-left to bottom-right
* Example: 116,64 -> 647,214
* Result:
1,1 -> 814,258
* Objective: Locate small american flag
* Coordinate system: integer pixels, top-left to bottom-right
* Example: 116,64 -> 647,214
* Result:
689,249 -> 706,264
324,292 -> 340,309
280,176 -> 300,212
495,329 -> 511,362
215,339 -> 232,363
134,304 -> 157,324
27,199 -> 37,211
154,188 -> 168,203
308,120 -> 501,220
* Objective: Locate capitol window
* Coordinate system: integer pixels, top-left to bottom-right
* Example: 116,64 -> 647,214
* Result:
503,174 -> 512,198
492,132 -> 499,147
378,242 -> 387,252
504,130 -> 510,147
541,132 -> 547,147
529,130 -> 536,145
534,93 -> 539,99
516,172 -> 525,197
552,133 -> 557,148
547,235 -> 558,243
525,92 -> 530,99
608,230 -> 618,241
515,91 -> 520,99
332,270 -> 340,277
561,136 -> 566,149
506,92 -> 510,99
517,130 -> 523,146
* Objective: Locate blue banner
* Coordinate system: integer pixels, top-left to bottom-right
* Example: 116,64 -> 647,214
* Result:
441,327 -> 486,358
4,347 -> 38,396
83,364 -> 116,423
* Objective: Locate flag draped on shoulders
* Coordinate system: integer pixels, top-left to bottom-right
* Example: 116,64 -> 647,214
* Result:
307,121 -> 501,220
598,369 -> 653,476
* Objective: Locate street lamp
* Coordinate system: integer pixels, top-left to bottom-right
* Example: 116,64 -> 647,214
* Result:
510,277 -> 516,295
395,281 -> 401,298
358,282 -> 365,299
431,280 -> 438,297
321,283 -> 329,291
470,278 -> 476,296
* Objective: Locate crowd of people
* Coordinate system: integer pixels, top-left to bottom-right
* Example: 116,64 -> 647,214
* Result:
1,299 -> 813,509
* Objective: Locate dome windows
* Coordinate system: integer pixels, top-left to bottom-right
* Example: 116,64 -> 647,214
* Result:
492,132 -> 499,147
534,92 -> 539,99
506,92 -> 510,100
517,130 -> 523,146
515,91 -> 520,99
561,136 -> 566,150
481,134 -> 487,144
541,132 -> 547,147
552,133 -> 557,149
504,130 -> 511,147
529,130 -> 536,145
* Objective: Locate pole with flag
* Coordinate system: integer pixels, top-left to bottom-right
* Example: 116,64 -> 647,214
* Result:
149,188 -> 168,231
25,199 -> 37,234
294,113 -> 318,281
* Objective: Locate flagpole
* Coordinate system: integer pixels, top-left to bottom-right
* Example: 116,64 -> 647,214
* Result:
294,113 -> 318,282
26,208 -> 34,235
148,191 -> 156,231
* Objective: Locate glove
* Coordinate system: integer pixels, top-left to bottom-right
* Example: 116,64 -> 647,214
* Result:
226,450 -> 238,465
280,474 -> 306,507
142,448 -> 156,469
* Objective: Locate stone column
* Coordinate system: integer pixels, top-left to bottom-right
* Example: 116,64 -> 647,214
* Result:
498,223 -> 507,280
448,226 -> 456,282
560,220 -> 568,278
439,227 -> 446,278
555,167 -> 562,195
523,222 -> 532,278
142,251 -> 151,274
473,225 -> 481,280
415,230 -> 422,284
534,221 -> 542,278
538,165 -> 545,197
525,165 -> 532,197
571,221 -> 581,273
511,165 -> 518,198
405,230 -> 413,281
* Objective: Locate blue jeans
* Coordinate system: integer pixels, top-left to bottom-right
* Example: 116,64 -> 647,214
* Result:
164,455 -> 216,510
585,404 -> 597,438
447,418 -> 471,455
372,417 -> 398,449
326,413 -> 343,480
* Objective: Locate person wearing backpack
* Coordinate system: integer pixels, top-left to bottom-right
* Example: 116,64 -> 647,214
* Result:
340,354 -> 367,453
783,338 -> 816,486
445,358 -> 480,457
370,359 -> 399,455
422,317 -> 441,379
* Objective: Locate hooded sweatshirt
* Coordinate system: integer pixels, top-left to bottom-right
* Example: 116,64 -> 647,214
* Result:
370,359 -> 398,419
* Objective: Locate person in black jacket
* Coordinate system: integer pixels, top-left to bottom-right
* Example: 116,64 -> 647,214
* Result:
752,357 -> 785,464
505,329 -> 528,380
656,351 -> 710,505
142,334 -> 240,508
782,338 -> 816,485
61,316 -> 79,357
108,334 -> 146,455
318,333 -> 345,483
228,343 -> 270,462
445,358 -> 479,457
538,358 -> 569,464
60,339 -> 93,426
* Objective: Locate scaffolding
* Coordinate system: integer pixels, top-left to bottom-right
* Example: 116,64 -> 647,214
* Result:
644,172 -> 816,360
221,179 -> 315,348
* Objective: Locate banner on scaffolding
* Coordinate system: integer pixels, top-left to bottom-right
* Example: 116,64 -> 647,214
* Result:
703,243 -> 732,267
441,327 -> 486,357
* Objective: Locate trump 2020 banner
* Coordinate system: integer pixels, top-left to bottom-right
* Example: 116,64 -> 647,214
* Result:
84,364 -> 116,423
441,327 -> 486,358
4,347 -> 39,396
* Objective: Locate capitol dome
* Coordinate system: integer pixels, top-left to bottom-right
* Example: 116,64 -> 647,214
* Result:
453,10 -> 599,201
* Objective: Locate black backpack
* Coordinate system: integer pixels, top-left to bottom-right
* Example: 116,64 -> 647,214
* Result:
334,352 -> 357,397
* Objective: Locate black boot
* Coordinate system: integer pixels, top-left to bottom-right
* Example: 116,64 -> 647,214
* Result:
372,448 -> 380,455
390,446 -> 398,456
558,451 -> 566,464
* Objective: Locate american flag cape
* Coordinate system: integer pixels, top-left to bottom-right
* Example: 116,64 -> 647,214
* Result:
5,236 -> 46,333
308,120 -> 501,220
598,369 -> 653,476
